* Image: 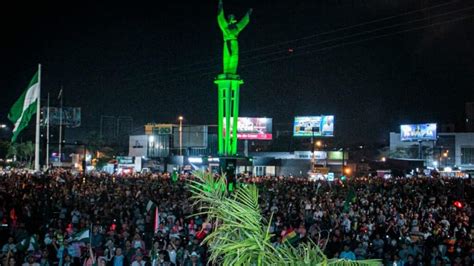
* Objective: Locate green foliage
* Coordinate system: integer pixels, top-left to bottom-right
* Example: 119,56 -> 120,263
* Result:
189,171 -> 381,265
5,141 -> 34,167
0,140 -> 10,159
7,142 -> 18,159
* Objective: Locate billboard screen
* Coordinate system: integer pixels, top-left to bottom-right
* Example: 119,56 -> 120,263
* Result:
223,117 -> 273,140
237,117 -> 272,140
293,116 -> 334,137
400,123 -> 437,141
42,107 -> 81,128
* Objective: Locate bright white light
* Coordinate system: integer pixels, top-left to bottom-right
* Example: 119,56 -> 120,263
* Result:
148,135 -> 154,142
188,157 -> 203,164
0,124 -> 6,128
433,161 -> 438,167
444,167 -> 452,172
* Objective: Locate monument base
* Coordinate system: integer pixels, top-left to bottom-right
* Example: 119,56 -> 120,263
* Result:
219,157 -> 237,191
214,73 -> 244,156
218,156 -> 253,191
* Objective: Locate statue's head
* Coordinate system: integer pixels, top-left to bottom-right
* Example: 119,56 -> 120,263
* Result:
228,14 -> 237,24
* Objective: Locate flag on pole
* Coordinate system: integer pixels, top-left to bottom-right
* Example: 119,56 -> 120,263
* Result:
146,200 -> 157,213
72,229 -> 90,242
8,71 -> 40,142
146,200 -> 160,233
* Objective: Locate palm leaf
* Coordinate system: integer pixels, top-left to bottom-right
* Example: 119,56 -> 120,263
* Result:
188,171 -> 381,265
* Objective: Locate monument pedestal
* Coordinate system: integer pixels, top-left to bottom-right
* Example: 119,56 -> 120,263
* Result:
214,74 -> 243,156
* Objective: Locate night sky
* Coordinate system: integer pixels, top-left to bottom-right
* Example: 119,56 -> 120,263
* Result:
1,0 -> 473,145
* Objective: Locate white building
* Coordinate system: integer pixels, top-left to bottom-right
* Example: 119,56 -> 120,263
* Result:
389,132 -> 474,170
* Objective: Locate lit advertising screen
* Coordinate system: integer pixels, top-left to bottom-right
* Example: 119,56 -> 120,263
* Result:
293,116 -> 334,137
223,117 -> 273,140
400,123 -> 437,141
42,107 -> 81,128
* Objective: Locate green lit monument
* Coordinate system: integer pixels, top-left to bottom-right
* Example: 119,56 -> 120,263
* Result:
215,0 -> 252,156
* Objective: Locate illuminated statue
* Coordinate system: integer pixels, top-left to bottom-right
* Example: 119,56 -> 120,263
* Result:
218,0 -> 252,74
215,0 -> 252,156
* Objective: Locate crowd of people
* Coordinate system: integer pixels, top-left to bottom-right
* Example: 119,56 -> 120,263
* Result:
0,169 -> 472,265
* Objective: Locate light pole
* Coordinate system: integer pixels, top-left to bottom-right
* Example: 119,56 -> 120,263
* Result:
315,140 -> 322,168
310,127 -> 316,171
178,116 -> 183,157
442,150 -> 448,167
0,124 -> 8,141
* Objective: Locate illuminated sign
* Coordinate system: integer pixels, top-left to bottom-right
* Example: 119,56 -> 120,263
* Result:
400,123 -> 437,141
224,117 -> 273,140
293,116 -> 334,137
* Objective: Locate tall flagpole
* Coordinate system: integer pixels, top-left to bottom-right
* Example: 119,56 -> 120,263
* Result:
34,64 -> 41,171
46,92 -> 50,169
58,86 -> 63,167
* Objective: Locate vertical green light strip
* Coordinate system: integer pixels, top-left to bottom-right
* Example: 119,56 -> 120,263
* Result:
217,86 -> 224,154
231,85 -> 239,154
225,83 -> 232,155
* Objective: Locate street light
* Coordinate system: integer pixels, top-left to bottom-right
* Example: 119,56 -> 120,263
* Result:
178,116 -> 184,157
0,124 -> 6,128
316,140 -> 322,148
344,167 -> 352,176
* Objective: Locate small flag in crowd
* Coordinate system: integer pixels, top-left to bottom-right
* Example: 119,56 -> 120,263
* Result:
146,200 -> 160,233
146,200 -> 157,213
282,229 -> 299,245
172,171 -> 178,182
72,229 -> 90,242
17,235 -> 39,251
343,188 -> 357,213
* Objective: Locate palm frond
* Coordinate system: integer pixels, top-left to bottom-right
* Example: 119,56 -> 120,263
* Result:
188,171 -> 381,266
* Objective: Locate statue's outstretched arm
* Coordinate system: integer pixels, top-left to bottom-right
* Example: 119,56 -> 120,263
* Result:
217,0 -> 227,31
236,8 -> 252,32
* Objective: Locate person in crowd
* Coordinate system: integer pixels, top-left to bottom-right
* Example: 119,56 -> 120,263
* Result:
130,251 -> 146,266
22,255 -> 40,266
339,244 -> 356,260
107,247 -> 128,266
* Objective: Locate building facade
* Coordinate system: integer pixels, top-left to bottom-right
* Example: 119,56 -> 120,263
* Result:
389,132 -> 474,170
